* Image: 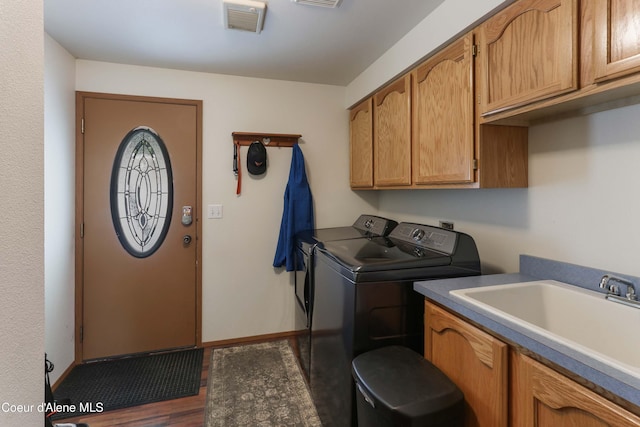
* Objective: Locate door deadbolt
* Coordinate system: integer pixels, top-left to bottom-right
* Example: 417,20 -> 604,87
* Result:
181,206 -> 193,226
183,235 -> 192,245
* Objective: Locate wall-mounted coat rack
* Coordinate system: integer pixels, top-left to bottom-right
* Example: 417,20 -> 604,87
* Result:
232,132 -> 303,195
232,132 -> 302,147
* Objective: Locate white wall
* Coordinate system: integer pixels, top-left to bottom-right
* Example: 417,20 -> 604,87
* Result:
527,107 -> 640,276
44,34 -> 77,384
74,60 -> 377,343
0,0 -> 45,424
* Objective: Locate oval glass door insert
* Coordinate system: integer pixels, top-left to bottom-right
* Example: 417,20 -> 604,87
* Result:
110,126 -> 173,258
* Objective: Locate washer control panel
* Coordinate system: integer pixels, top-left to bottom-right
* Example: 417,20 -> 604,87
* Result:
390,222 -> 457,255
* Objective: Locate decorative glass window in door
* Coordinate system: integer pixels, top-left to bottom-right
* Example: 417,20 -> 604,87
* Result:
110,126 -> 173,258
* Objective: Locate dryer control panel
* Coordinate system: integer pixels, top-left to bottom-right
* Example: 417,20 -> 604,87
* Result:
352,214 -> 398,237
389,223 -> 457,255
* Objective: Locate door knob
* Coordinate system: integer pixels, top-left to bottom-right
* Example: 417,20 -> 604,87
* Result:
183,235 -> 192,245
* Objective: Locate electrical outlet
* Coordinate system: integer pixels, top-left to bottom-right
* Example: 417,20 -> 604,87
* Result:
439,221 -> 454,230
208,204 -> 223,219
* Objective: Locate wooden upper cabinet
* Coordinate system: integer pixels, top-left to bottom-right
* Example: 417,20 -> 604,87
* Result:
511,353 -> 640,427
425,302 -> 509,427
412,33 -> 474,185
593,0 -> 640,83
349,98 -> 373,188
478,0 -> 579,116
373,74 -> 411,187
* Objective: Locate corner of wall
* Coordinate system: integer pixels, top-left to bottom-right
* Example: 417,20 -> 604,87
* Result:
44,32 -> 77,384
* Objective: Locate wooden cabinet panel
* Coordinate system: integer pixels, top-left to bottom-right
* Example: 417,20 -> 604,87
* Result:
412,34 -> 474,185
594,0 -> 640,82
349,98 -> 373,188
477,124 -> 528,188
478,0 -> 578,116
373,74 -> 411,187
511,352 -> 640,427
425,302 -> 508,427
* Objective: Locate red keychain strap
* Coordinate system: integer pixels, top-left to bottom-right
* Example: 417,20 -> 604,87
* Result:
235,141 -> 242,195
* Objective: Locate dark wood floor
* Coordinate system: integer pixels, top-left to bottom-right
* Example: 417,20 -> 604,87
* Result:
58,346 -> 213,427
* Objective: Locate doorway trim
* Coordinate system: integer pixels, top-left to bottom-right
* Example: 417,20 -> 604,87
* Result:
74,91 -> 203,362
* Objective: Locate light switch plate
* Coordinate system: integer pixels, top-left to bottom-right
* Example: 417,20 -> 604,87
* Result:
208,204 -> 223,219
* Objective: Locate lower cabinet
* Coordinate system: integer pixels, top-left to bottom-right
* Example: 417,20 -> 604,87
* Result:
425,301 -> 640,427
511,352 -> 640,427
424,302 -> 508,427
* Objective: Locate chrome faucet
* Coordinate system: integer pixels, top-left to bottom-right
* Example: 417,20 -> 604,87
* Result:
599,274 -> 639,308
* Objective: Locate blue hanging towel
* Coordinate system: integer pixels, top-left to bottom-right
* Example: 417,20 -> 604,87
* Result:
273,144 -> 314,271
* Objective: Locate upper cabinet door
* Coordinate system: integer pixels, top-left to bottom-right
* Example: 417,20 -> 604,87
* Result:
374,74 -> 412,187
349,98 -> 373,188
412,34 -> 474,185
593,0 -> 640,82
478,0 -> 579,116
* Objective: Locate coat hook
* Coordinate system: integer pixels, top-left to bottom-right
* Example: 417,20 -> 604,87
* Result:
262,137 -> 271,145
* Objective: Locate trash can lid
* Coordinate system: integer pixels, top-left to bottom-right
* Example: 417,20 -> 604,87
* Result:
352,346 -> 463,420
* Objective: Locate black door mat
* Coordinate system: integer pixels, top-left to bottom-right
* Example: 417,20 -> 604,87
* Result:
52,348 -> 203,420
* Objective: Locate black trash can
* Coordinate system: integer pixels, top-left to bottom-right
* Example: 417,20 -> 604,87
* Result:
352,346 -> 464,427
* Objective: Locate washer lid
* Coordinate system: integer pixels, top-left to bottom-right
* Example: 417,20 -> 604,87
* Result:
314,226 -> 371,241
295,215 -> 398,252
295,226 -> 368,253
319,237 -> 452,272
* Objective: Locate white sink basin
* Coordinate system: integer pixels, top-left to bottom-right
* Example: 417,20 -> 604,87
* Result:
450,280 -> 640,379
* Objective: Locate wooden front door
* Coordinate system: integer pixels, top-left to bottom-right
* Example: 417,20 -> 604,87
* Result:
76,92 -> 202,361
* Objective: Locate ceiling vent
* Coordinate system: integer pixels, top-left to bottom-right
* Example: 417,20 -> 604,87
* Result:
223,0 -> 267,33
291,0 -> 342,8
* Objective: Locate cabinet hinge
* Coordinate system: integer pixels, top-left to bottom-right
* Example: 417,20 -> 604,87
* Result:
81,118 -> 85,134
472,44 -> 478,57
473,159 -> 478,170
80,223 -> 84,238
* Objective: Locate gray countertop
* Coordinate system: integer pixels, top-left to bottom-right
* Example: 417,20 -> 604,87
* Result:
414,261 -> 640,413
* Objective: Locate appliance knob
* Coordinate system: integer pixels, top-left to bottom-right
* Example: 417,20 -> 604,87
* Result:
412,228 -> 425,242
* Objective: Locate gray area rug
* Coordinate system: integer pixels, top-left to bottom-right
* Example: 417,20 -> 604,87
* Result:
205,340 -> 321,426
